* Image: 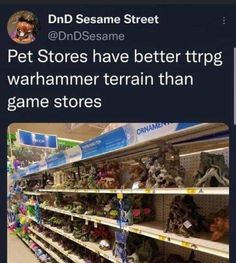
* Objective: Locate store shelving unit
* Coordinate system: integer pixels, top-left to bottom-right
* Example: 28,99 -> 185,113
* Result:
42,224 -> 121,263
29,234 -> 65,263
14,229 -> 64,263
39,205 -> 229,259
29,227 -> 86,263
28,215 -> 120,262
39,187 -> 229,195
13,123 -> 230,263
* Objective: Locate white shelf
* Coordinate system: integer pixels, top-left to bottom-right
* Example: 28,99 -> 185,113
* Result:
40,223 -> 121,263
23,191 -> 45,196
41,206 -> 229,259
29,227 -> 85,263
15,230 -> 63,263
39,187 -> 229,195
29,234 -> 65,263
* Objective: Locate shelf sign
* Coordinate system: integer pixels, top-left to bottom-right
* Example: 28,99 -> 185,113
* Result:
28,163 -> 40,174
17,168 -> 27,178
46,152 -> 67,168
80,127 -> 128,159
18,129 -> 58,149
125,123 -> 199,145
65,145 -> 82,163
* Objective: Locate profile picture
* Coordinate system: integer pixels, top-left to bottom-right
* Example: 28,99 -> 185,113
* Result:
7,10 -> 40,44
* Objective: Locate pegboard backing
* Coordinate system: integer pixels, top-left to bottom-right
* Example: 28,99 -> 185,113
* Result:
159,194 -> 229,224
180,148 -> 229,186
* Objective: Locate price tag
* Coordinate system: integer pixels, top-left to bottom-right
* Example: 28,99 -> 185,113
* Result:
183,220 -> 192,229
145,188 -> 153,193
130,227 -> 141,234
181,241 -> 191,248
158,235 -> 167,241
117,193 -> 123,199
94,222 -> 98,228
71,215 -> 74,221
85,220 -> 89,225
186,188 -> 197,195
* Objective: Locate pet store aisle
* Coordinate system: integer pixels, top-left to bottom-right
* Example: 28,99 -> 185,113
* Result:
8,230 -> 38,263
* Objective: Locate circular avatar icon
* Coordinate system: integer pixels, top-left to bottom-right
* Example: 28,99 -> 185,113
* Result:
7,10 -> 40,44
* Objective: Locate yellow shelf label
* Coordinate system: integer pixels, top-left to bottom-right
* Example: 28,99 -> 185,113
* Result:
130,227 -> 141,234
186,188 -> 197,194
158,235 -> 167,241
145,188 -> 152,193
181,241 -> 191,248
117,193 -> 123,199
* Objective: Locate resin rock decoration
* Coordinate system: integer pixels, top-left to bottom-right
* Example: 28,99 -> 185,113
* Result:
89,225 -> 112,243
62,172 -> 77,189
99,239 -> 112,251
164,195 -> 208,238
97,162 -> 121,189
127,253 -> 140,263
95,195 -> 110,216
103,196 -> 119,219
210,206 -> 229,241
71,200 -> 85,214
194,152 -> 229,187
42,172 -> 54,189
137,237 -> 161,263
87,164 -> 98,189
122,160 -> 148,189
52,171 -> 65,189
145,143 -> 185,189
126,234 -> 162,263
77,164 -> 89,189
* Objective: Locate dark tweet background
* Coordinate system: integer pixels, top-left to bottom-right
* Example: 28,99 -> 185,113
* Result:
0,4 -> 235,263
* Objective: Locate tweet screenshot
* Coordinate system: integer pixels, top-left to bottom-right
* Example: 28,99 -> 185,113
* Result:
2,4 -> 235,263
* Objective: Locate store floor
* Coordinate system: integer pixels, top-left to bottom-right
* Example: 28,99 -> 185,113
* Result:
8,230 -> 38,263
